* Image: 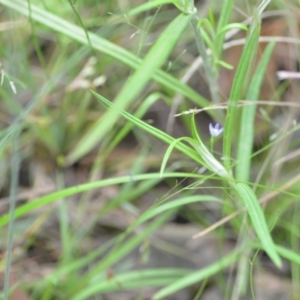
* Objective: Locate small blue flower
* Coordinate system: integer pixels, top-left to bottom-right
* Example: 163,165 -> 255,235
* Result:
209,123 -> 224,137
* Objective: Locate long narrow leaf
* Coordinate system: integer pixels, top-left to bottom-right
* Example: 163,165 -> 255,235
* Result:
73,269 -> 190,297
92,92 -> 202,164
0,0 -> 212,162
233,183 -> 281,267
153,250 -> 239,299
137,195 -> 223,226
73,210 -> 175,300
0,0 -> 208,109
160,137 -> 199,177
0,172 -> 202,229
223,16 -> 261,171
129,0 -> 174,15
105,93 -> 163,155
215,0 -> 235,57
236,42 -> 275,181
66,11 -> 194,164
276,245 -> 300,265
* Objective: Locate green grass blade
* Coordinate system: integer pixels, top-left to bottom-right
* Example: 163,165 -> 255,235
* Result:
236,42 -> 275,181
153,250 -> 239,299
173,0 -> 195,14
191,16 -> 222,107
160,137 -> 202,177
39,238 -> 116,287
92,92 -> 202,163
159,131 -> 227,179
223,16 -> 261,171
73,269 -> 190,299
257,0 -> 271,15
0,39 -> 93,153
0,0 -> 209,105
0,0 -> 211,159
103,92 -> 163,156
233,183 -> 282,267
3,135 -> 20,300
216,23 -> 248,37
66,11 -> 194,164
137,195 -> 223,225
129,0 -> 174,15
0,172 -> 201,229
276,245 -> 300,265
72,211 -> 175,300
215,0 -> 235,58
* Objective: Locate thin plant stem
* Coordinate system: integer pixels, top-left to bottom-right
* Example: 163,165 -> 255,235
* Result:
67,0 -> 94,54
3,133 -> 20,300
191,15 -> 222,118
56,170 -> 72,265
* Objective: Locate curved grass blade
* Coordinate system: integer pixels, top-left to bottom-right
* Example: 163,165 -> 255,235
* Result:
66,11 -> 194,164
73,210 -> 175,300
93,92 -> 202,164
0,0 -> 211,161
158,114 -> 229,178
233,183 -> 281,268
136,195 -> 223,226
38,238 -> 116,287
216,23 -> 248,37
0,172 -> 202,229
153,250 -> 239,299
73,269 -> 191,300
160,137 -> 205,178
129,0 -> 174,16
275,245 -> 300,265
105,92 -> 164,156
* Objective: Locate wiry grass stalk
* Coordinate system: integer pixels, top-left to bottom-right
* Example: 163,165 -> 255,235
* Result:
191,15 -> 222,108
3,134 -> 20,300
